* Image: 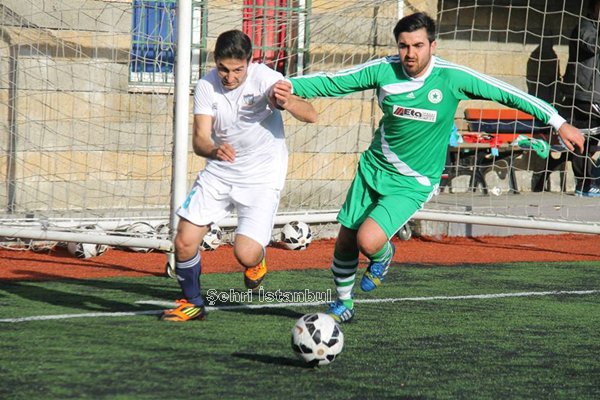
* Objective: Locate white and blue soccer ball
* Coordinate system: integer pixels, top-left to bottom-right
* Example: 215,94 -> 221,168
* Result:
66,225 -> 109,259
291,313 -> 344,366
200,223 -> 223,251
281,221 -> 312,250
154,222 -> 171,240
124,221 -> 156,253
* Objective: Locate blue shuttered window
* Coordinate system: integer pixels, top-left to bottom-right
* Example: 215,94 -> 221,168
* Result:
130,0 -> 177,85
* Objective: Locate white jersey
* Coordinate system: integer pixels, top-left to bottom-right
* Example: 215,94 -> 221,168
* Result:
193,63 -> 287,189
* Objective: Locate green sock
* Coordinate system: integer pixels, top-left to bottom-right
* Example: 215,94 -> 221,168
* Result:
331,247 -> 358,309
341,298 -> 354,309
370,240 -> 393,264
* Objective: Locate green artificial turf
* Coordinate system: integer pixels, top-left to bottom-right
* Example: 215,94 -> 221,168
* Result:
0,262 -> 599,399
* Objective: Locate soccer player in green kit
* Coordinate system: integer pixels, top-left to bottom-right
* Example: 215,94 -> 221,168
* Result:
271,12 -> 585,322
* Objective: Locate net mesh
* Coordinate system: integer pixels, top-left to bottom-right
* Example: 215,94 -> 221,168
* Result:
0,0 -> 598,249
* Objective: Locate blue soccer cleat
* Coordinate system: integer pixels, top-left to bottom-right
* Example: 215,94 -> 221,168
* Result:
575,187 -> 600,197
325,299 -> 355,323
360,242 -> 395,292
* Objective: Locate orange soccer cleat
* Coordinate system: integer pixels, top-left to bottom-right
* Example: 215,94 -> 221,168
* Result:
160,299 -> 206,322
244,258 -> 267,290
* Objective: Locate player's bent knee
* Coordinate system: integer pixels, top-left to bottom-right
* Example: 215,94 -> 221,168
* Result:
174,237 -> 201,262
236,253 -> 262,269
233,235 -> 264,268
357,239 -> 387,258
356,227 -> 388,256
234,248 -> 263,269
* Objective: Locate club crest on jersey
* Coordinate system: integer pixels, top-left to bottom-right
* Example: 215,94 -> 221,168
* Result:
428,89 -> 443,104
392,105 -> 437,122
243,94 -> 255,105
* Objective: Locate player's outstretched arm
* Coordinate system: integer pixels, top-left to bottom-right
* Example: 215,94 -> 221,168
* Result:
270,80 -> 318,123
557,122 -> 585,153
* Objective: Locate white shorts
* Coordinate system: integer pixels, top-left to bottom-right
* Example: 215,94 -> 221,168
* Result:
177,171 -> 281,247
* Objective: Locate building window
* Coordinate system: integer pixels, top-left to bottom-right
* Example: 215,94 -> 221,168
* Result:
242,0 -> 310,76
129,0 -> 207,87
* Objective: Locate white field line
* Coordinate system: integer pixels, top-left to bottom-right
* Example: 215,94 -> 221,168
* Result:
0,289 -> 597,324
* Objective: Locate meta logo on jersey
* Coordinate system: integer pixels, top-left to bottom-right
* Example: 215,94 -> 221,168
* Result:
392,105 -> 437,122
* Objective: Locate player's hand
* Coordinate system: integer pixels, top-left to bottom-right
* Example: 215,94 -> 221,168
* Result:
269,80 -> 293,110
212,142 -> 235,162
557,123 -> 585,153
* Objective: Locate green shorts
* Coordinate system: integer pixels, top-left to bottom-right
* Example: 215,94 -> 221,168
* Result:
337,156 -> 437,239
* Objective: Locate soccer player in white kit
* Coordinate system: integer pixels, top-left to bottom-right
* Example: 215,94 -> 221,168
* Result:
161,30 -> 317,322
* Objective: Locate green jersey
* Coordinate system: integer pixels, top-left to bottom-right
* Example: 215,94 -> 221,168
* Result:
290,56 -> 566,185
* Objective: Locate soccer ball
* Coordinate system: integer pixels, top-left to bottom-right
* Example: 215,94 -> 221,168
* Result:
397,223 -> 412,241
155,222 -> 170,240
291,313 -> 344,366
124,221 -> 155,252
281,221 -> 312,250
200,223 -> 222,251
67,225 -> 109,259
67,241 -> 107,259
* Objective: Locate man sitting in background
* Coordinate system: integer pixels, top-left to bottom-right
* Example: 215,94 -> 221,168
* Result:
559,0 -> 600,197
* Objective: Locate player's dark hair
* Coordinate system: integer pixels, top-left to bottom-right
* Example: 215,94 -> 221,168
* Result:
214,30 -> 253,62
393,12 -> 436,43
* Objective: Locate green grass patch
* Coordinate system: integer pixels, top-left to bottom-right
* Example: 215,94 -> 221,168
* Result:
1,262 -> 599,399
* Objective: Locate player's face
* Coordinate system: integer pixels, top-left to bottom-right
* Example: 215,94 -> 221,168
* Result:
216,58 -> 249,90
397,28 -> 436,78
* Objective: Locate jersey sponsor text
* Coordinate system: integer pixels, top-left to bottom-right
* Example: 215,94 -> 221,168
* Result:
392,105 -> 437,122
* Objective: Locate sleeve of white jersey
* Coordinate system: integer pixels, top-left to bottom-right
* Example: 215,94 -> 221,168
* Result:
193,79 -> 215,116
256,64 -> 285,96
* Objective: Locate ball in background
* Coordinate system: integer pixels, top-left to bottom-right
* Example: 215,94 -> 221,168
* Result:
66,225 -> 109,259
200,223 -> 223,251
155,222 -> 170,240
281,221 -> 313,250
124,221 -> 156,253
291,313 -> 344,366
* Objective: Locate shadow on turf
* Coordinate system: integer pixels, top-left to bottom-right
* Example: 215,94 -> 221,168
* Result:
210,301 -> 305,320
232,352 -> 315,368
0,277 -> 178,313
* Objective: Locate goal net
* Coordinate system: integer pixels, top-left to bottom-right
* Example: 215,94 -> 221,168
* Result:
0,0 -> 179,250
427,0 -> 600,236
0,0 -> 599,253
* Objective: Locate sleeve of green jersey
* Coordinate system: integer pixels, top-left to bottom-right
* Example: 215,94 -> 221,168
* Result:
289,60 -> 381,99
447,66 -> 566,130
